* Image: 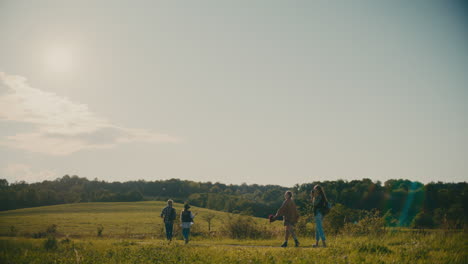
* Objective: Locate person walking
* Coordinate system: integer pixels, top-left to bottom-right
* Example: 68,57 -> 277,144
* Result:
311,185 -> 328,247
160,199 -> 176,241
180,203 -> 197,244
272,191 -> 300,247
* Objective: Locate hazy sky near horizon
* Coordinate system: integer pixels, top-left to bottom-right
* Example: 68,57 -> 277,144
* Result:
0,0 -> 467,186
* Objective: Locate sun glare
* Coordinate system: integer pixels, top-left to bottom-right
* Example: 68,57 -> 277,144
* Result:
44,46 -> 75,73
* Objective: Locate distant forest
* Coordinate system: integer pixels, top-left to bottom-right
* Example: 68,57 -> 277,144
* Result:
0,176 -> 466,229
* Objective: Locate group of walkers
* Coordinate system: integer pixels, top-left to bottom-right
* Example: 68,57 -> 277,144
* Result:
161,200 -> 197,244
160,184 -> 329,247
271,185 -> 329,247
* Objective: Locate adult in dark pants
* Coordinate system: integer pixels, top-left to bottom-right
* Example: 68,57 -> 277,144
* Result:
160,199 -> 176,241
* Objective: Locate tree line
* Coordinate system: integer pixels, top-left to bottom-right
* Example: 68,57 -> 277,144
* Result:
0,176 -> 466,229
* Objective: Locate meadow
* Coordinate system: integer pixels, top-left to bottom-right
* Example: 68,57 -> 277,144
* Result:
0,202 -> 466,263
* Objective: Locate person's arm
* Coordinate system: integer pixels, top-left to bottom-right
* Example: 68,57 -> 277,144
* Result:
191,212 -> 196,219
161,207 -> 166,218
274,200 -> 288,218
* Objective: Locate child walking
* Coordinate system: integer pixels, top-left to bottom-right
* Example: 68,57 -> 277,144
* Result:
181,203 -> 196,244
273,191 -> 300,247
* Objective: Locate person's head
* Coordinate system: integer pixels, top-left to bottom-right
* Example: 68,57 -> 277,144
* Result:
167,199 -> 173,207
312,185 -> 327,200
184,203 -> 191,211
284,191 -> 293,200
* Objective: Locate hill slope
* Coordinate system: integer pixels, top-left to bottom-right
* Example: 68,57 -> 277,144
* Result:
0,201 -> 274,238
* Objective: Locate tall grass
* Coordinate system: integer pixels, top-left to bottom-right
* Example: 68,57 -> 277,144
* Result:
0,231 -> 466,264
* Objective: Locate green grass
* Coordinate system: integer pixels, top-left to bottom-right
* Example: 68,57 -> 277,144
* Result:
0,201 -> 282,238
0,233 -> 466,264
0,202 -> 466,263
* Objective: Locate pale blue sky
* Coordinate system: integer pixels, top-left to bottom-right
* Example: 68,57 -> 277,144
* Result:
0,0 -> 467,186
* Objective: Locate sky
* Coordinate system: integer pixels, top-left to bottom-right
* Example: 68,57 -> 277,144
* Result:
0,0 -> 467,186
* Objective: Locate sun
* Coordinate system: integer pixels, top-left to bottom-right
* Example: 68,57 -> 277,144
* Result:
44,46 -> 75,73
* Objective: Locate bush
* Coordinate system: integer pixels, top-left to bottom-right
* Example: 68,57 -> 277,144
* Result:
32,231 -> 47,238
222,215 -> 275,239
343,209 -> 384,236
46,224 -> 57,235
33,224 -> 58,239
60,238 -> 72,244
43,236 -> 58,251
411,211 -> 435,229
296,214 -> 314,237
97,225 -> 104,237
323,203 -> 360,234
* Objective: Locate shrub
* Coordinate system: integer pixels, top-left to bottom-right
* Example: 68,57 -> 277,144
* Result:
97,225 -> 104,237
322,203 -> 361,234
296,214 -> 314,237
60,238 -> 72,244
46,224 -> 57,235
201,213 -> 216,232
411,211 -> 435,229
33,224 -> 58,239
32,232 -> 47,238
222,215 -> 275,239
43,236 -> 58,251
343,209 -> 384,236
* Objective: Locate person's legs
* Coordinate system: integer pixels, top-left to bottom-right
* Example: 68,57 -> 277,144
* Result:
288,225 -> 300,247
314,214 -> 321,246
315,213 -> 326,246
284,225 -> 290,241
165,222 -> 173,241
164,222 -> 169,240
182,228 -> 189,243
168,223 -> 173,240
281,225 -> 290,247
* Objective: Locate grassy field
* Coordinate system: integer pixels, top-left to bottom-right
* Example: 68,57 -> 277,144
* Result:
0,201 -> 282,238
0,202 -> 466,263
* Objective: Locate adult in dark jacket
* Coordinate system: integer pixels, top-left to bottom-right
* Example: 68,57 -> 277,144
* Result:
161,199 -> 176,241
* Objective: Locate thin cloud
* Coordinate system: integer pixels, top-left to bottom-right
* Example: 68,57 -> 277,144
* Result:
2,163 -> 58,183
0,72 -> 179,155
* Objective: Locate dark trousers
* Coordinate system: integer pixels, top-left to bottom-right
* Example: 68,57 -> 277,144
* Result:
164,222 -> 174,240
